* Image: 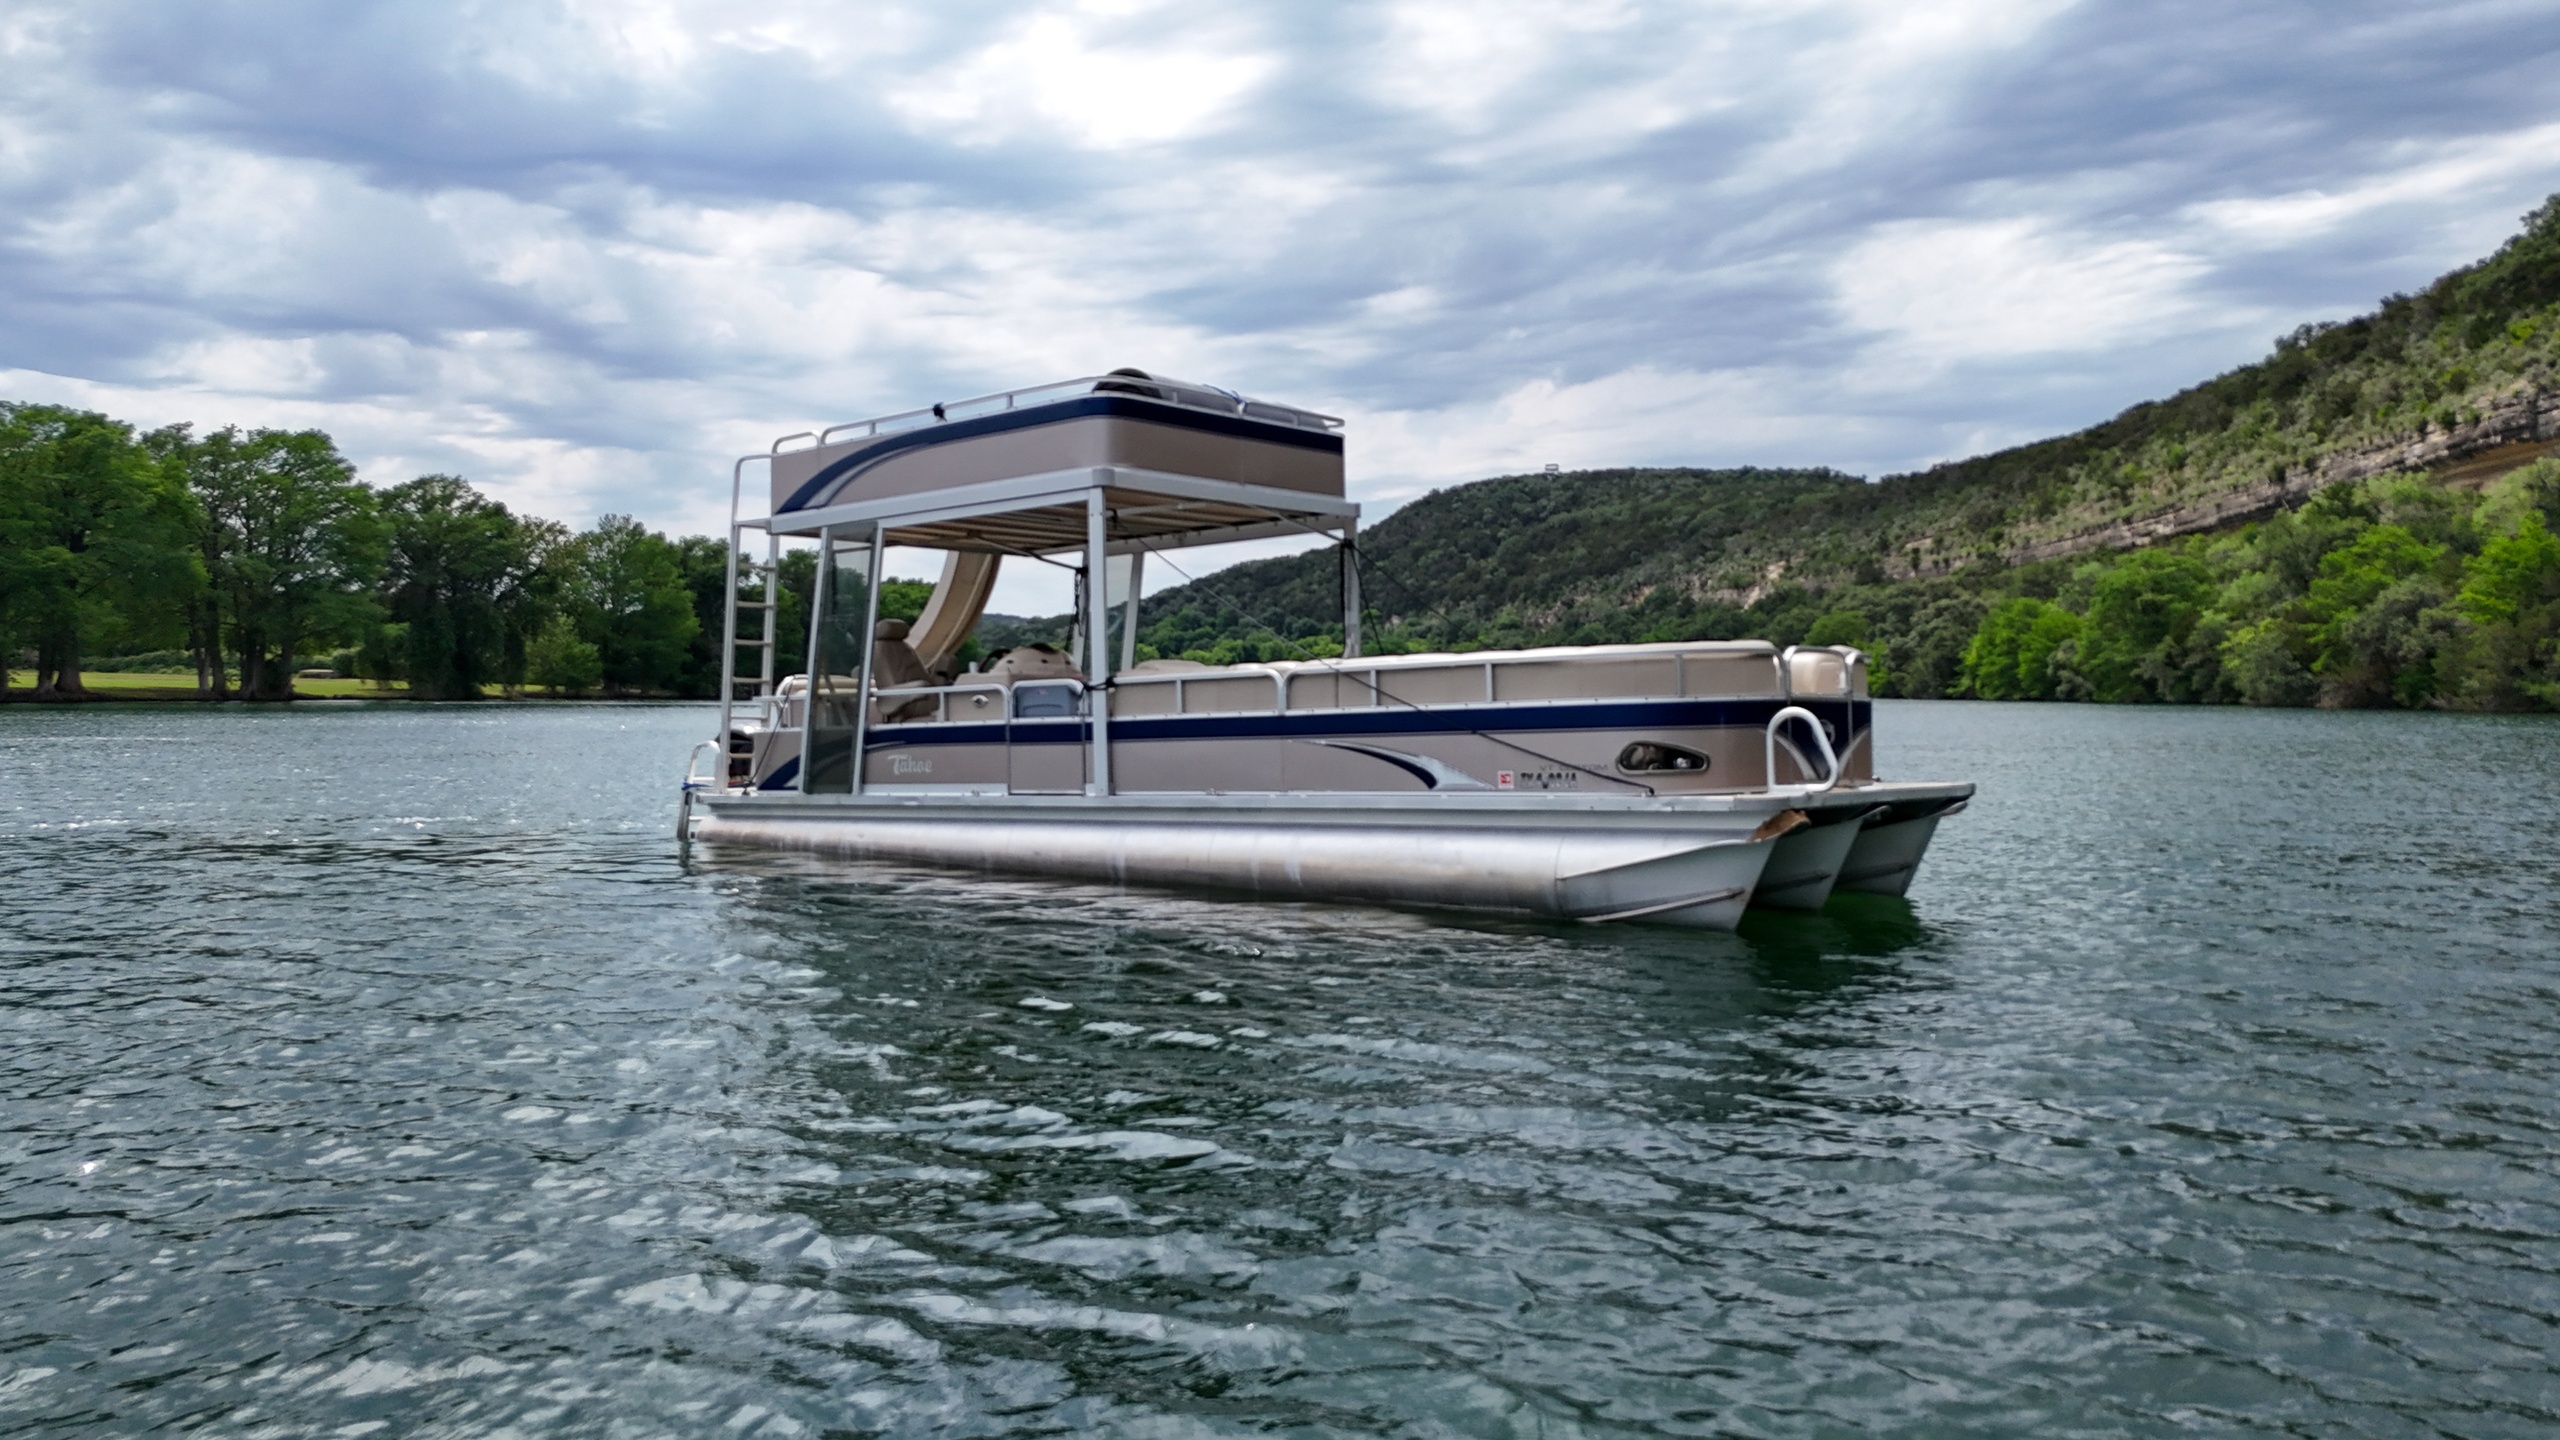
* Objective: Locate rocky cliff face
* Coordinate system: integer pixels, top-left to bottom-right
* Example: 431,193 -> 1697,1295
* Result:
2001,386 -> 2559,566
1880,385 -> 2560,580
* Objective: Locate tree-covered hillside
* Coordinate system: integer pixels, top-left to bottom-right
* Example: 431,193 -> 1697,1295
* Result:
1126,197 -> 2560,710
1134,466 -> 1861,659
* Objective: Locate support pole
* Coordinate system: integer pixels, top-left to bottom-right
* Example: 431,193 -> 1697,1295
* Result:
850,521 -> 884,797
798,530 -> 830,795
1340,515 -> 1362,659
1087,476 -> 1113,796
1119,550 -> 1144,674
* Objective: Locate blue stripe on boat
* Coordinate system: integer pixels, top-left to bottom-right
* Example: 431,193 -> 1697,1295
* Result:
855,697 -> 1870,749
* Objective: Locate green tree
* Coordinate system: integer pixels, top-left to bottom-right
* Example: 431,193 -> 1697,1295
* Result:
0,405 -> 200,699
2221,617 -> 2317,706
2335,574 -> 2458,708
493,517 -> 574,693
1801,608 -> 1893,692
2070,549 -> 2217,702
2446,512 -> 2560,707
1959,597 -> 2083,700
527,612 -> 603,695
380,475 -> 529,700
566,515 -> 698,694
173,427 -> 382,700
358,621 -> 408,687
1802,609 -> 1867,646
1876,595 -> 1988,698
2298,523 -> 2447,704
2454,512 -> 2560,626
674,533 -> 734,699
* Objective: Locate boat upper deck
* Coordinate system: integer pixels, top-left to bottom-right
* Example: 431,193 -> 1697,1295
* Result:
755,371 -> 1349,555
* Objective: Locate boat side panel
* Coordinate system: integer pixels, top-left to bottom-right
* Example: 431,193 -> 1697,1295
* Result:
864,739 -> 1005,788
858,697 -> 1875,794
1107,736 -> 1292,792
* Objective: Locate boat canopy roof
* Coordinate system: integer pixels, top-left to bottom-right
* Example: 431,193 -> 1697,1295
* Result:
747,370 -> 1353,555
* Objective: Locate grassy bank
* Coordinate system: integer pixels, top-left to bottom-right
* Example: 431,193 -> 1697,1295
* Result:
2,671 -> 410,699
0,672 -> 691,702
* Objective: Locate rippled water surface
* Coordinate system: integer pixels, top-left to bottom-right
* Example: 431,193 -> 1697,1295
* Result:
4,700 -> 2559,1437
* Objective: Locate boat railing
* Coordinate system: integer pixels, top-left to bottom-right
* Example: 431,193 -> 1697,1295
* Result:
1275,651 -> 1786,712
1781,645 -> 1866,699
1764,705 -> 1841,795
851,649 -> 1801,725
793,375 -> 1344,454
682,739 -> 726,794
1109,669 -> 1286,716
871,679 -> 1105,724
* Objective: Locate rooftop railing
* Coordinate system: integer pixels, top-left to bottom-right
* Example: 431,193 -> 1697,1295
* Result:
774,374 -> 1344,455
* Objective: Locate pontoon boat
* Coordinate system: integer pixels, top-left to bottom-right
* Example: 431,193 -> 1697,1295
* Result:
680,371 -> 1971,928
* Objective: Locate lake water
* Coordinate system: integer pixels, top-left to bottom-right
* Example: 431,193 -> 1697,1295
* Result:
3,700 -> 2557,1437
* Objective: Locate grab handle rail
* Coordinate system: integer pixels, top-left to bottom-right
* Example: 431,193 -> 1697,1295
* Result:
683,739 -> 724,794
1764,705 -> 1841,795
1111,668 -> 1289,715
869,679 -> 1096,724
923,681 -> 1012,722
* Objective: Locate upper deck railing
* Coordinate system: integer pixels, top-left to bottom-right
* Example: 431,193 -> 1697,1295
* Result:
768,372 -> 1345,457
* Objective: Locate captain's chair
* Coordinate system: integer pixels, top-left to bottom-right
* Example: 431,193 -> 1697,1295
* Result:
872,619 -> 938,723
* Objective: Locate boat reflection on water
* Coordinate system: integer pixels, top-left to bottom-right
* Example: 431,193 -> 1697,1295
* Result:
1737,893 -> 1941,965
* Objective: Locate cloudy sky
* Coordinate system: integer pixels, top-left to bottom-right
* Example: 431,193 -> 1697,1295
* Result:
6,0 -> 2560,607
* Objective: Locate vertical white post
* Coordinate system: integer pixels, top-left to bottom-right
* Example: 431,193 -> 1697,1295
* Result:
798,530 -> 830,794
1340,516 -> 1362,659
850,521 -> 884,797
1087,477 -> 1113,796
1119,551 -> 1144,674
718,522 -> 741,768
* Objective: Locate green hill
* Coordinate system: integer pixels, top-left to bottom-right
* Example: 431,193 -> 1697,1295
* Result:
1125,197 -> 2560,710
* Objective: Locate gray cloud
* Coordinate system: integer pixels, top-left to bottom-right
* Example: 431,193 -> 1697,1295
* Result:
4,0 -> 2558,569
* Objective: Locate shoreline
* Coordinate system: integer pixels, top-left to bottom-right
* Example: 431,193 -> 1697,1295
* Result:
0,673 -> 701,704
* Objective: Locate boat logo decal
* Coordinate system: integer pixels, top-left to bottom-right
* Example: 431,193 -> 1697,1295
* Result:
1309,740 -> 1492,791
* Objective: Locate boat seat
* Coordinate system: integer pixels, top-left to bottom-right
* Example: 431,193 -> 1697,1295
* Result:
980,643 -> 1083,686
872,619 -> 940,723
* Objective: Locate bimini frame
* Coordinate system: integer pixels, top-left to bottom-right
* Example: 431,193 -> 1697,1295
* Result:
713,377 -> 1360,800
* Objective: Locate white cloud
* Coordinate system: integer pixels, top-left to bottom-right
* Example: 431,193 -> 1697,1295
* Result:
2187,121 -> 2560,248
1340,363 -> 1883,510
1829,217 -> 2210,365
1367,0 -> 1643,130
887,4 -> 1276,150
